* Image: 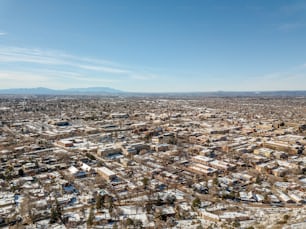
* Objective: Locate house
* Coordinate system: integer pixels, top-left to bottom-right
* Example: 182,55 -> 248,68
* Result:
80,163 -> 91,172
68,166 -> 86,178
186,163 -> 218,176
198,209 -> 220,222
272,167 -> 288,177
153,144 -> 169,152
155,206 -> 176,220
192,155 -> 213,165
254,148 -> 274,158
97,145 -> 122,157
275,190 -> 293,203
287,191 -> 304,204
110,113 -> 129,119
152,136 -> 163,144
254,194 -> 264,202
0,192 -> 15,208
209,160 -> 235,171
57,139 -> 74,147
219,212 -> 250,221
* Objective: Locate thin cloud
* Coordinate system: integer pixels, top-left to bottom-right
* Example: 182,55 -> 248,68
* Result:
0,46 -> 128,74
0,46 -> 159,90
0,71 -> 49,81
130,73 -> 157,80
78,64 -> 129,74
0,32 -> 7,36
0,70 -> 119,89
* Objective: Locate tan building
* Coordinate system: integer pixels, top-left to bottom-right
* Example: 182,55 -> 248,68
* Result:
96,167 -> 117,181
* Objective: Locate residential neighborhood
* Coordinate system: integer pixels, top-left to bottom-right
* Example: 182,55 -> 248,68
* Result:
0,96 -> 305,228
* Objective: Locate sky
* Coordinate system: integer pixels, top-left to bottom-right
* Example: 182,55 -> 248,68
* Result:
1,0 -> 306,92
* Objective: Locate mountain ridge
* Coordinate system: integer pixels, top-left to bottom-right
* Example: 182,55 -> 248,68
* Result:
0,87 -> 306,97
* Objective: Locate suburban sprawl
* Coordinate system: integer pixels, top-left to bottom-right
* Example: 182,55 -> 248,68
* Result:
0,96 -> 305,229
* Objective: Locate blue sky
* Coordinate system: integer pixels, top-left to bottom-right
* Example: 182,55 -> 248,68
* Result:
0,0 -> 306,92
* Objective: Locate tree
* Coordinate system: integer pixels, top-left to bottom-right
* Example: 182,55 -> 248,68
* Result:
20,194 -> 36,224
263,193 -> 269,204
165,194 -> 176,205
34,160 -> 39,168
4,166 -> 13,181
86,153 -> 96,160
126,218 -> 134,226
283,214 -> 290,222
87,207 -> 95,227
145,203 -> 153,214
142,177 -> 149,189
192,197 -> 201,209
96,194 -> 103,210
255,175 -> 261,184
213,177 -> 219,186
232,220 -> 240,228
99,194 -> 114,215
50,207 -> 58,224
55,198 -> 63,221
95,176 -> 107,188
156,194 -> 163,206
49,198 -> 63,224
134,219 -> 143,228
18,168 -> 24,177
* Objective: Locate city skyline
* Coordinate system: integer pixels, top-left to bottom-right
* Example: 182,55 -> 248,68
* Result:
1,0 -> 306,92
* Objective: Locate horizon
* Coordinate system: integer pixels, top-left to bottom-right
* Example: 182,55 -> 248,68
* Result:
1,86 -> 306,94
1,0 -> 306,91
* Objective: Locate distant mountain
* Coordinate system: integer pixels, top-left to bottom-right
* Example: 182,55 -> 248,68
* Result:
130,90 -> 306,97
0,87 -> 305,97
0,87 -> 124,95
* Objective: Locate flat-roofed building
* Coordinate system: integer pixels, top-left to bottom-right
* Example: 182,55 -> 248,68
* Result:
198,209 -> 220,222
276,190 -> 293,203
288,191 -> 304,204
254,147 -> 274,158
97,145 -> 122,157
263,141 -> 298,154
57,139 -> 74,147
153,144 -> 169,152
186,163 -> 217,176
96,167 -> 117,181
110,113 -> 129,119
191,155 -> 235,171
209,160 -> 235,171
192,155 -> 213,165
